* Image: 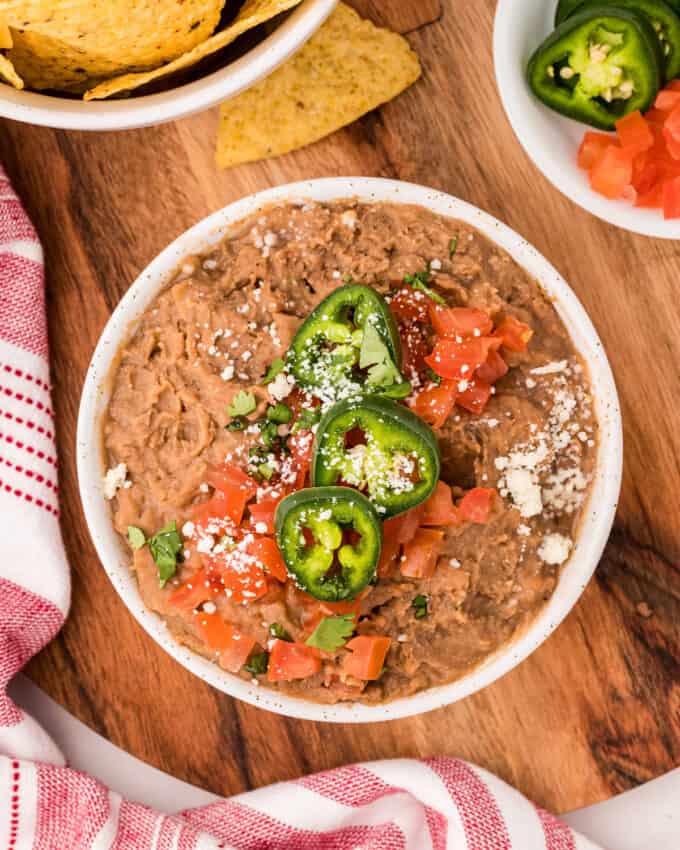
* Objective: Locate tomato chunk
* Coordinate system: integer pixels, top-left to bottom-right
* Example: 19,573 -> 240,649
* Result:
455,380 -> 492,415
384,505 -> 424,546
389,287 -> 430,323
377,534 -> 401,578
475,348 -> 509,384
655,90 -> 680,112
249,495 -> 283,535
268,640 -> 321,682
420,480 -> 461,526
192,489 -> 247,528
493,316 -> 534,353
217,556 -> 268,604
343,636 -> 391,681
458,488 -> 495,523
169,567 -> 219,610
411,379 -> 456,428
615,111 -> 653,153
425,337 -> 499,380
205,463 -> 258,500
247,536 -> 288,582
429,304 -> 493,339
194,612 -> 256,674
577,132 -> 617,170
589,145 -> 634,199
400,528 -> 444,578
662,176 -> 680,219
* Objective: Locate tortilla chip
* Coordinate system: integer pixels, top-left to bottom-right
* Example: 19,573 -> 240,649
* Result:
3,0 -> 225,93
215,3 -> 421,169
0,53 -> 23,89
0,25 -> 13,49
84,0 -> 303,101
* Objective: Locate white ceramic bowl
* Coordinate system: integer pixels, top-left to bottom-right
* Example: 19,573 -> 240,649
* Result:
0,0 -> 335,131
494,0 -> 680,238
77,177 -> 623,722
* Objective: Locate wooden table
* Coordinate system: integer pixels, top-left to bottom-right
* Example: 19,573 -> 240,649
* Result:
2,0 -> 679,816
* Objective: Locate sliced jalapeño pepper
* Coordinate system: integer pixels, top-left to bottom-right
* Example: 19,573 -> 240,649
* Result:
275,487 -> 382,602
556,0 -> 680,79
311,396 -> 440,518
528,7 -> 663,130
287,284 -> 407,403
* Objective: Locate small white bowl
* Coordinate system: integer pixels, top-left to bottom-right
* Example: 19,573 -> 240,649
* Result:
77,177 -> 623,722
494,0 -> 680,238
0,0 -> 336,131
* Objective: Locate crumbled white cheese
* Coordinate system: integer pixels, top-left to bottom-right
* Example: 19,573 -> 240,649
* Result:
199,482 -> 210,493
221,364 -> 234,381
504,467 -> 543,518
269,371 -> 293,401
449,558 -> 461,569
341,210 -> 357,229
103,463 -> 128,499
203,601 -> 217,614
430,258 -> 442,271
254,522 -> 268,534
531,360 -> 568,376
182,521 -> 195,538
538,533 -> 572,565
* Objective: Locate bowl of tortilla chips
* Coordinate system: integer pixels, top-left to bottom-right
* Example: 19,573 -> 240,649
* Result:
0,0 -> 337,130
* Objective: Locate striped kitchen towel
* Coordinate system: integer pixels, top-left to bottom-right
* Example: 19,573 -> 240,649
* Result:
0,164 -> 604,849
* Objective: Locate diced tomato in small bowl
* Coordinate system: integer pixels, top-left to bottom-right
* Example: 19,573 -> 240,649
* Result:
268,640 -> 321,682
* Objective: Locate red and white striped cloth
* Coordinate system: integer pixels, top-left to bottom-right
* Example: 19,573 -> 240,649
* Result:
0,165 -> 604,849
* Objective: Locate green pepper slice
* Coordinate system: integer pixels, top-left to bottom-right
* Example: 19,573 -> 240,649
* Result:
311,395 -> 440,518
528,7 -> 663,130
275,487 -> 382,602
287,284 -> 406,403
556,0 -> 680,79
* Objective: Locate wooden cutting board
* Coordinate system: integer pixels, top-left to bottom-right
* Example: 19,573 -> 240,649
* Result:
1,0 -> 678,815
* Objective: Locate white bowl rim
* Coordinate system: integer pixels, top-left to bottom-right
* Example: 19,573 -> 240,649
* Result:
0,0 -> 336,132
77,176 -> 623,723
493,0 -> 680,239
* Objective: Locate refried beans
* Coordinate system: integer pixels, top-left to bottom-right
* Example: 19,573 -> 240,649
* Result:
102,200 -> 598,704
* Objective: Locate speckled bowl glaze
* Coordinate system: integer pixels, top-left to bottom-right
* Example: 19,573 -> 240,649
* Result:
77,178 -> 623,722
0,0 -> 336,131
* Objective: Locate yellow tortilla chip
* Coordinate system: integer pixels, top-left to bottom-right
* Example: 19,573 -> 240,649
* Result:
84,0 -> 304,101
3,0 -> 225,93
0,25 -> 13,49
0,53 -> 23,89
215,3 -> 421,168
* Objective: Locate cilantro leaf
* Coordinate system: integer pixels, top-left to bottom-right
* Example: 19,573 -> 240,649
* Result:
269,622 -> 292,641
292,407 -> 321,433
412,594 -> 428,620
266,402 -> 292,424
262,358 -> 285,385
449,237 -> 458,257
149,521 -> 183,587
228,390 -> 256,418
127,526 -> 146,550
426,367 -> 442,386
305,614 -> 356,652
359,322 -> 404,390
244,651 -> 269,675
404,265 -> 446,306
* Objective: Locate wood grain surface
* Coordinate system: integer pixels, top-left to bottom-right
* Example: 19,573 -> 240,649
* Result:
1,0 -> 679,815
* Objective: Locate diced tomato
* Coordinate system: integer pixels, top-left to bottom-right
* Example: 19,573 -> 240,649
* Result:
420,480 -> 461,526
192,488 -> 247,528
663,126 -> 680,160
455,379 -> 492,415
577,132 -> 617,170
615,111 -> 653,153
343,636 -> 391,680
249,494 -> 283,535
247,536 -> 288,582
655,90 -> 680,112
169,567 -> 219,610
475,348 -> 509,384
662,176 -> 680,219
666,80 -> 680,93
267,640 -> 321,682
194,612 -> 256,673
205,462 -> 258,500
644,108 -> 669,126
400,527 -> 444,578
425,337 -> 499,381
389,286 -> 430,323
384,505 -> 424,546
589,145 -> 634,199
377,534 -> 401,577
289,429 -> 315,488
429,304 -> 493,339
631,154 -> 661,195
411,379 -> 457,428
458,487 -> 495,524
319,597 -> 363,622
207,546 -> 269,605
399,322 -> 430,376
635,180 -> 665,208
493,316 -> 534,353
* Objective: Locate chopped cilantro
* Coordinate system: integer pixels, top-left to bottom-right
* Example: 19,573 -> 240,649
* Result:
342,273 -> 353,283
127,526 -> 146,550
292,407 -> 321,433
266,402 -> 292,424
412,594 -> 428,620
262,358 -> 285,385
305,614 -> 356,652
227,390 -> 256,418
269,623 -> 292,641
149,521 -> 183,587
257,419 -> 281,449
244,651 -> 269,675
258,462 -> 275,481
426,367 -> 442,386
226,417 -> 247,431
404,264 -> 446,306
449,237 -> 458,257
